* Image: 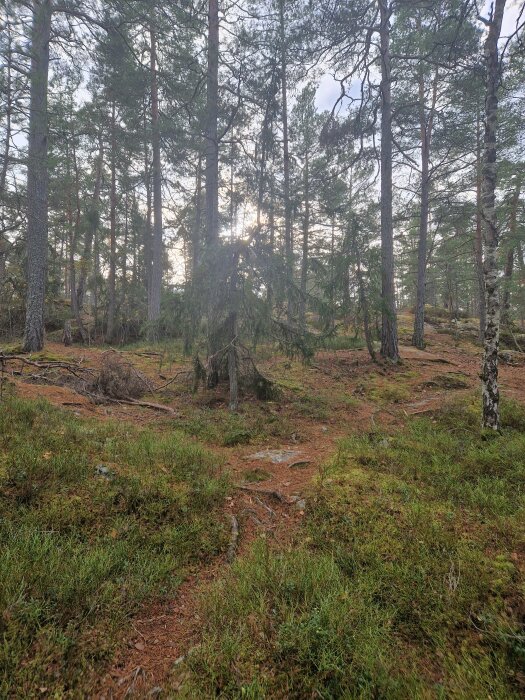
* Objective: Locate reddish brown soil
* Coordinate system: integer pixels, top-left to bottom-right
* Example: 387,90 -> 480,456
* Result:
6,326 -> 525,698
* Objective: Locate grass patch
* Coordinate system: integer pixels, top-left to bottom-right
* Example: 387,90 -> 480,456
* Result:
0,397 -> 228,697
366,376 -> 412,404
274,376 -> 330,420
181,403 -> 291,447
178,398 -> 525,699
242,468 -> 272,483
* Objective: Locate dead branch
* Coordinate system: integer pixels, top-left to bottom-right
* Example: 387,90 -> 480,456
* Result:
152,370 -> 193,392
0,354 -> 95,374
121,398 -> 178,415
84,391 -> 178,415
226,514 -> 239,562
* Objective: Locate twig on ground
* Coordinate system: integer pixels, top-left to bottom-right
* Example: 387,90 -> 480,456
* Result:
253,495 -> 276,517
111,397 -> 179,415
152,370 -> 192,392
227,514 -> 239,562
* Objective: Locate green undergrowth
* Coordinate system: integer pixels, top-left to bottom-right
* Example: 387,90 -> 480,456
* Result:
0,396 -> 228,697
362,371 -> 418,404
319,335 -> 367,352
181,403 -> 292,447
179,397 -> 525,699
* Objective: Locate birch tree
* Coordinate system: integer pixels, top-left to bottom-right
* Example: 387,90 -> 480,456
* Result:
480,0 -> 507,430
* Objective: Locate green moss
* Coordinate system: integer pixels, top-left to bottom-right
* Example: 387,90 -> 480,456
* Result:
0,397 -> 228,697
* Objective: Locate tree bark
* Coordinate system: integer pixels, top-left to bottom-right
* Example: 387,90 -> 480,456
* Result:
0,5 -> 13,198
279,0 -> 294,324
299,150 -> 309,331
76,133 -> 103,341
228,255 -> 240,411
106,100 -> 117,343
143,106 -> 153,292
378,0 -> 399,361
205,0 -> 221,387
23,0 -> 52,352
480,0 -> 506,431
501,175 -> 522,327
66,141 -> 77,315
147,21 -> 163,328
474,105 -> 486,340
205,0 -> 219,246
412,61 -> 438,350
352,232 -> 376,362
184,156 -> 203,355
517,243 -> 525,330
267,169 -> 276,309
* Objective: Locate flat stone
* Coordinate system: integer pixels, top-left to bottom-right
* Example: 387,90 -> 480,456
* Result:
244,449 -> 304,464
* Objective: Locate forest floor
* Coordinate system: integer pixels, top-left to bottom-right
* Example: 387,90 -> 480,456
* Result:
1,312 -> 525,698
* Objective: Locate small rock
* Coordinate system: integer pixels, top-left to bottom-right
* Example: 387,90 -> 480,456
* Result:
95,464 -> 114,480
321,426 -> 328,433
294,498 -> 307,511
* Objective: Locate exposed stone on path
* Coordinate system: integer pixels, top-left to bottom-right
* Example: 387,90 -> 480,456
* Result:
243,449 -> 305,464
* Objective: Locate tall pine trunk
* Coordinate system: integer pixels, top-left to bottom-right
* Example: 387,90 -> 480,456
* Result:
267,169 -> 276,309
184,156 -> 203,355
412,62 -> 438,349
66,138 -> 78,318
474,106 -> 486,340
147,21 -> 163,329
353,236 -> 376,362
76,134 -> 103,341
205,0 -> 221,387
378,0 -> 399,361
279,0 -> 293,324
23,0 -> 52,352
0,7 -> 13,199
299,150 -> 309,331
480,0 -> 506,430
143,110 -> 153,292
205,0 -> 219,247
501,175 -> 522,327
106,101 -> 117,343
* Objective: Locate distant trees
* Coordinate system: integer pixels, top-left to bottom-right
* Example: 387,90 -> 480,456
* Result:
0,0 -> 524,418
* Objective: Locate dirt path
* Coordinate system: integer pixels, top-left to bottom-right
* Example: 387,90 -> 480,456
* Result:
6,328 -> 524,698
97,435 -> 341,697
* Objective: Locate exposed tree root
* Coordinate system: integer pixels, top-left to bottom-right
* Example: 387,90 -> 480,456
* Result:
235,484 -> 288,503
